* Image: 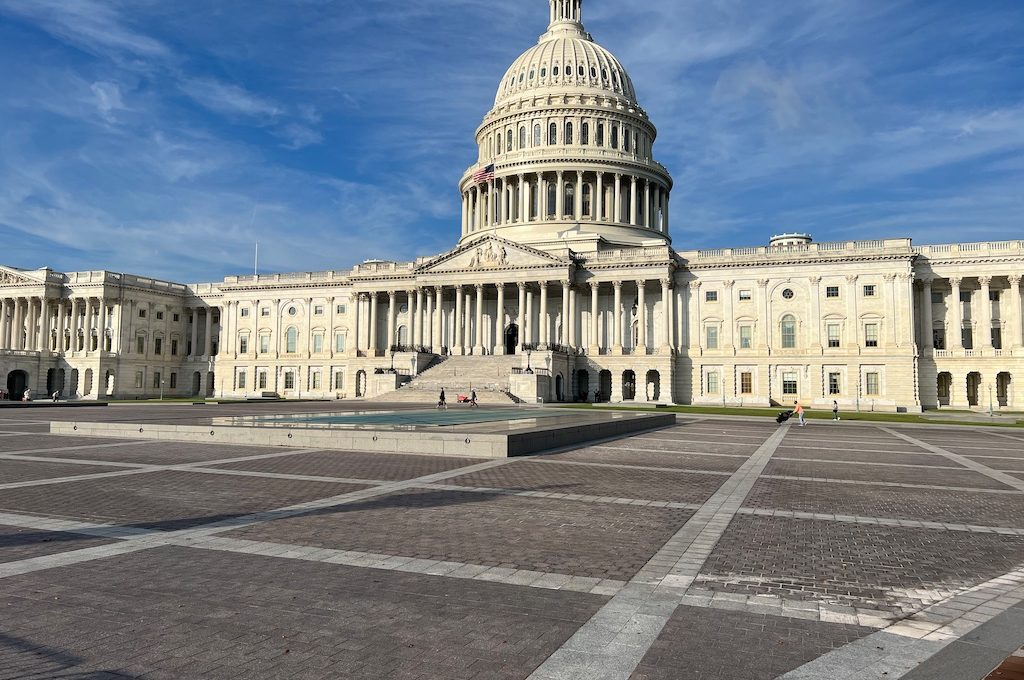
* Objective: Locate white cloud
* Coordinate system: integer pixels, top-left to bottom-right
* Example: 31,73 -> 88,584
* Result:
89,80 -> 124,120
178,77 -> 281,119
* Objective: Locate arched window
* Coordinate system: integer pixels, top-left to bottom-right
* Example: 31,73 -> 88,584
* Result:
578,65 -> 585,77
540,67 -> 547,78
781,315 -> 797,349
286,327 -> 298,354
495,133 -> 501,155
506,129 -> 513,152
533,124 -> 541,147
564,184 -> 575,217
624,127 -> 631,152
582,183 -> 592,216
546,182 -> 556,217
519,126 -> 526,149
581,122 -> 589,145
553,65 -> 560,77
596,123 -> 605,146
549,122 -> 557,145
611,126 -> 619,149
565,122 -> 573,145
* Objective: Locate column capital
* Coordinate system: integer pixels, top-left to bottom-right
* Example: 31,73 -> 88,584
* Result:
845,274 -> 859,284
538,281 -> 548,291
590,280 -> 601,292
389,290 -> 397,301
661,278 -> 672,289
898,272 -> 915,282
918,276 -> 935,286
883,273 -> 897,283
561,280 -> 571,290
516,281 -> 527,291
369,291 -> 379,301
757,279 -> 769,288
808,276 -> 821,285
723,279 -> 735,289
474,282 -> 484,291
978,275 -> 993,286
949,277 -> 963,287
613,280 -> 623,290
434,284 -> 443,293
405,288 -> 415,296
688,281 -> 702,290
635,279 -> 646,289
1009,274 -> 1023,286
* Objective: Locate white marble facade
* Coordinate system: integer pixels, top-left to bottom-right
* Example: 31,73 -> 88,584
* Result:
2,0 -> 1021,411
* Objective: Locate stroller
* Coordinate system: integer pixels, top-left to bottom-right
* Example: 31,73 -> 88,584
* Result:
776,410 -> 794,424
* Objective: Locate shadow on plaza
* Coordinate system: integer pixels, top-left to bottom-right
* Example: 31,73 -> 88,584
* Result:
0,632 -> 141,679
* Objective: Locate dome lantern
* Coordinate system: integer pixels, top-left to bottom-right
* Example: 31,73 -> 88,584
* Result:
549,0 -> 583,28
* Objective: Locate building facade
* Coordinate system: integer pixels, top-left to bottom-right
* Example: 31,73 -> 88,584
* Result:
2,0 -> 1021,412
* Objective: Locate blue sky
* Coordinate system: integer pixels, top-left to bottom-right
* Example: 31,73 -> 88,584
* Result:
0,0 -> 1021,282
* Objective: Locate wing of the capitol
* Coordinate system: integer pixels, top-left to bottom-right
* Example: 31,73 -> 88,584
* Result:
1,0 -> 1021,412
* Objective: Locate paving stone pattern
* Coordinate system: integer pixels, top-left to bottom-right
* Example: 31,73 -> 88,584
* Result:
0,546 -> 607,680
0,434 -> 134,452
26,440 -> 289,465
540,445 -> 748,472
0,459 -> 124,484
696,515 -> 1024,615
773,446 -> 959,467
0,524 -> 117,565
211,449 -> 488,481
630,606 -> 872,680
225,488 -> 695,581
763,459 -> 1012,489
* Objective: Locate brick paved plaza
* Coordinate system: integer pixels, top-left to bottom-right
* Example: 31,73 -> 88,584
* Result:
2,404 -> 1024,679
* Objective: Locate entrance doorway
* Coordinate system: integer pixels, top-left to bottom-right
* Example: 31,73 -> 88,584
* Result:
555,374 -> 564,402
6,370 -> 28,400
622,370 -> 637,401
937,372 -> 952,407
577,370 -> 590,402
599,370 -> 612,402
505,324 -> 519,355
356,370 -> 367,398
967,372 -> 981,407
997,372 -> 1011,408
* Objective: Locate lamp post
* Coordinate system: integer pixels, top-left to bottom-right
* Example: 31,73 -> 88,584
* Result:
989,385 -> 994,417
525,349 -> 533,374
159,379 -> 165,401
390,346 -> 396,373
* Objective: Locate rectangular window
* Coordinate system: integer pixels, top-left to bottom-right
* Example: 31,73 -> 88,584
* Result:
240,307 -> 250,318
258,371 -> 268,390
173,313 -> 180,322
138,309 -> 146,318
865,323 -> 879,348
284,372 -> 295,390
933,329 -> 946,350
740,372 -> 753,395
705,291 -> 719,303
738,290 -> 752,301
782,372 -> 798,396
706,326 -> 719,350
962,328 -> 973,350
336,304 -> 347,315
931,291 -> 943,304
239,336 -> 249,354
154,338 -> 162,355
134,372 -> 143,389
314,305 -> 325,315
171,339 -> 178,356
826,286 -> 840,298
136,337 -> 145,354
865,372 -> 880,396
259,335 -> 270,354
261,307 -> 270,317
170,373 -> 177,389
992,328 -> 1002,350
827,324 -> 841,348
828,372 -> 841,395
335,333 -> 347,353
152,372 -> 161,389
313,333 -> 324,353
156,311 -> 164,321
334,371 -> 345,390
706,372 -> 719,395
237,371 -> 247,390
312,372 -> 322,390
863,285 -> 876,297
990,291 -> 1001,302
739,325 -> 752,349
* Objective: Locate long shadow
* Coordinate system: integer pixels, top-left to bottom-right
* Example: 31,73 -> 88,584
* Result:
0,530 -> 111,550
0,632 -> 145,679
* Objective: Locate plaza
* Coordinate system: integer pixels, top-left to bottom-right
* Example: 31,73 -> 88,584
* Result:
2,402 -> 1024,679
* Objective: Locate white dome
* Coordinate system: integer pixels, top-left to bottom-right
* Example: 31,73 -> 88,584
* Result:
495,8 -> 637,107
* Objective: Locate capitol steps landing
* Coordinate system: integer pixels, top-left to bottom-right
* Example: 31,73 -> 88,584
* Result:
371,355 -> 524,405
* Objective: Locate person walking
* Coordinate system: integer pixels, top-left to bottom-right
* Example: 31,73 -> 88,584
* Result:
470,389 -> 478,408
794,400 -> 806,427
832,400 -> 840,421
52,389 -> 61,403
437,388 -> 448,410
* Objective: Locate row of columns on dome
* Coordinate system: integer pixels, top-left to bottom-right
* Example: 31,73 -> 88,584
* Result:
349,279 -> 675,357
462,172 -> 669,235
0,296 -> 221,359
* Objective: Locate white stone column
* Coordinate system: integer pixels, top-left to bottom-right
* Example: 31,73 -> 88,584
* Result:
614,174 -> 622,223
56,300 -> 65,353
416,288 -> 426,347
461,192 -> 468,236
555,171 -> 564,218
539,282 -> 549,347
590,282 -> 600,353
203,308 -> 214,357
630,176 -> 638,226
368,293 -> 379,356
1010,275 -> 1023,349
26,298 -> 38,351
454,285 -> 464,355
387,291 -> 397,350
0,298 -> 8,349
517,283 -> 527,352
433,286 -> 444,351
474,284 -> 484,354
847,275 -> 860,348
574,171 -> 583,221
97,298 -> 107,353
661,279 -> 672,353
636,280 -> 647,354
561,281 -> 570,346
351,294 -> 362,354
464,287 -> 473,352
190,307 -> 199,358
569,285 -> 577,348
525,287 -> 534,346
921,279 -> 934,350
424,289 -> 434,352
613,281 -> 623,353
664,192 -> 670,233
950,277 -> 964,350
979,276 -> 993,349
809,277 -> 822,350
644,181 -> 652,228
495,283 -> 506,355
596,173 -> 604,221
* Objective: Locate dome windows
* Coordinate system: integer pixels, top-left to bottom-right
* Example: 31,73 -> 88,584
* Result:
518,73 -> 525,83
578,65 -> 585,77
611,125 -> 619,149
506,129 -> 513,152
591,67 -> 597,78
548,122 -> 558,145
541,67 -> 547,78
553,65 -> 560,77
596,123 -> 605,146
519,126 -> 527,149
602,68 -> 608,81
565,121 -> 573,145
533,124 -> 542,146
581,122 -> 589,145
624,127 -> 631,152
529,70 -> 535,80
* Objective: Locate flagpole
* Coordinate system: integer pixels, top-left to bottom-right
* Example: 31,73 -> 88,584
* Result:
254,242 -> 259,276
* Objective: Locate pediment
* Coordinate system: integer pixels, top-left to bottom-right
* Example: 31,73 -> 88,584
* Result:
418,237 -> 568,274
0,266 -> 41,286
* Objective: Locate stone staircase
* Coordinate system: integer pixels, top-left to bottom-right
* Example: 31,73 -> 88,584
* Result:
372,354 -> 525,405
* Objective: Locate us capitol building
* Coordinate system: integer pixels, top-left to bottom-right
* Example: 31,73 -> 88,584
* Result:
1,0 -> 1021,413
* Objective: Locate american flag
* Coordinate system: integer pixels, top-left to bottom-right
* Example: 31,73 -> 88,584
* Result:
472,163 -> 495,184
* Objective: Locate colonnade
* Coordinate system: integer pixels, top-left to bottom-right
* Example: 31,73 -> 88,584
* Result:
0,296 -> 114,354
462,171 -> 669,236
184,306 -> 219,359
351,279 -> 674,357
918,275 -> 1024,351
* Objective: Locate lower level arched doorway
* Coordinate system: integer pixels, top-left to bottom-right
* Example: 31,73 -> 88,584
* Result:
505,323 -> 519,355
967,372 -> 981,407
599,370 -> 612,402
555,374 -> 564,402
622,370 -> 637,401
6,370 -> 28,401
355,370 -> 367,398
997,372 -> 1012,408
646,370 -> 661,402
937,372 -> 952,407
576,369 -> 590,402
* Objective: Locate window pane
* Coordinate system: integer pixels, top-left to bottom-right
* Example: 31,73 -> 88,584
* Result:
739,326 -> 752,349
706,327 -> 718,349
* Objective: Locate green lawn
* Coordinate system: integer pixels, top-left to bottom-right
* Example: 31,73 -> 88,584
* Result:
559,403 -> 1024,428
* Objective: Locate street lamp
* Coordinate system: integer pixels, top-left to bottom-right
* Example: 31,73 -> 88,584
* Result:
989,385 -> 994,417
525,349 -> 533,374
390,346 -> 396,373
159,379 -> 165,401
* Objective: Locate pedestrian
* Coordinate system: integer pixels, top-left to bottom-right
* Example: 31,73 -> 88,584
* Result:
594,389 -> 601,403
22,388 -> 32,402
437,388 -> 447,410
52,389 -> 60,403
794,400 -> 806,427
832,400 -> 840,421
470,389 -> 478,408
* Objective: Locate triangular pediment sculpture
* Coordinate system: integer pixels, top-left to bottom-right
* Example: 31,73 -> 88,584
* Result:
418,237 -> 568,274
0,266 -> 40,285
